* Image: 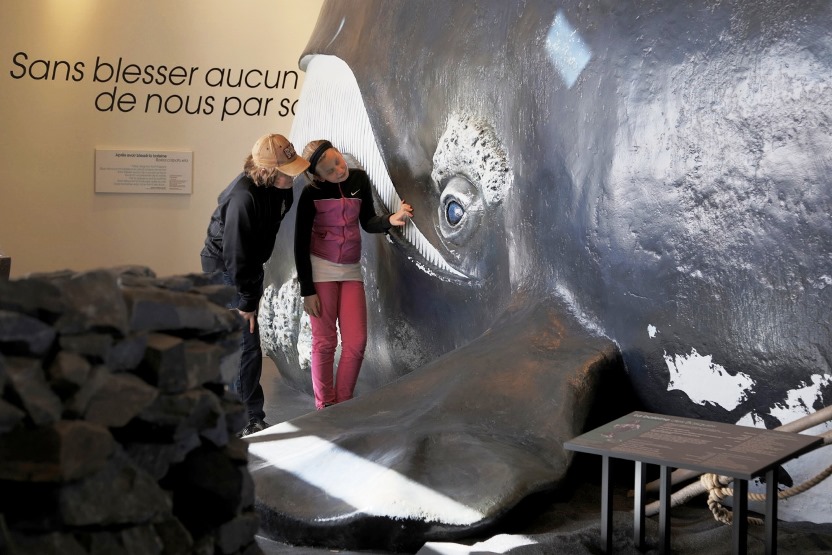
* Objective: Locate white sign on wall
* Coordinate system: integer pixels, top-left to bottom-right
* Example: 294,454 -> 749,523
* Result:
95,149 -> 193,194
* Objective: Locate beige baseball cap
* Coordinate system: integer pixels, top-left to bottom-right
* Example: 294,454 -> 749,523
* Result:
251,134 -> 310,176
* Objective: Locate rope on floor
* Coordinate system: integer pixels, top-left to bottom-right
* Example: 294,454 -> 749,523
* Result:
702,461 -> 832,525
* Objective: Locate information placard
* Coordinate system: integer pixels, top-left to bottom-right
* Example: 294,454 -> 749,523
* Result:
565,411 -> 821,479
95,149 -> 193,194
564,411 -> 823,554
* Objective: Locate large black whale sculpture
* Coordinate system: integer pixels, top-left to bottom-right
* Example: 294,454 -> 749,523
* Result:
252,0 -> 832,549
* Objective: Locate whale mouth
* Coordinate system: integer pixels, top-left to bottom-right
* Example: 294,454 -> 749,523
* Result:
290,54 -> 469,283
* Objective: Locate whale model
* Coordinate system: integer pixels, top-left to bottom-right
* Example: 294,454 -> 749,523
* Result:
253,0 -> 832,549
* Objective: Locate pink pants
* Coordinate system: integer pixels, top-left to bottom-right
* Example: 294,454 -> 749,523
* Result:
309,280 -> 367,409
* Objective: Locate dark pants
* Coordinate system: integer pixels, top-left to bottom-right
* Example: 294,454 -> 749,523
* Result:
222,271 -> 266,423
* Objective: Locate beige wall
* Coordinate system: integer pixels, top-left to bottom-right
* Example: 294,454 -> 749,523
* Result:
0,0 -> 324,278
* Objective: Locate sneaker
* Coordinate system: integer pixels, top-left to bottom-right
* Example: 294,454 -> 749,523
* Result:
238,417 -> 270,438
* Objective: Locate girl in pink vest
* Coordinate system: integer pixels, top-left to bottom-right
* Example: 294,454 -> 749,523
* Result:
295,140 -> 413,409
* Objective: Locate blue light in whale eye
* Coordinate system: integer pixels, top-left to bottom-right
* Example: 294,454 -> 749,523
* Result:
446,200 -> 464,226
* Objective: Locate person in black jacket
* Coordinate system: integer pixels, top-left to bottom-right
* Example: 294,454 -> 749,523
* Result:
201,133 -> 309,436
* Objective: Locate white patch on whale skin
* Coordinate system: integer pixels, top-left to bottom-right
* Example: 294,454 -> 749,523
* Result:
648,324 -> 657,338
258,279 -> 312,370
767,374 -> 832,424
248,422 -> 486,525
812,274 -> 831,289
296,312 -> 312,370
431,113 -> 512,206
664,348 -> 755,410
258,282 -> 297,355
546,10 -> 592,88
736,374 -> 832,524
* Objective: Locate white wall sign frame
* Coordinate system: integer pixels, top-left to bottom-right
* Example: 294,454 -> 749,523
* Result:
95,149 -> 193,194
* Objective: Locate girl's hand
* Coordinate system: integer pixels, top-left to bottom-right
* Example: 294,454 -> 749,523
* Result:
389,200 -> 413,227
303,294 -> 321,318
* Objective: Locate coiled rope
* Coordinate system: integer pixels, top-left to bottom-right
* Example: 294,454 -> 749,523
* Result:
701,462 -> 832,525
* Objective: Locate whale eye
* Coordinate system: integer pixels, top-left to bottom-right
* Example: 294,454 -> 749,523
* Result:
437,176 -> 484,245
446,200 -> 465,226
429,113 -> 512,281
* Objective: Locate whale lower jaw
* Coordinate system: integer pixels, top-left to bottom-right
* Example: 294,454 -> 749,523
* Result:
247,297 -> 621,551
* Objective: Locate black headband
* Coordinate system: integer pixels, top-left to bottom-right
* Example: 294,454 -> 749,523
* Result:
307,141 -> 333,176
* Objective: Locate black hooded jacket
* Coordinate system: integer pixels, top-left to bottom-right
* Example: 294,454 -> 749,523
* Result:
200,173 -> 293,312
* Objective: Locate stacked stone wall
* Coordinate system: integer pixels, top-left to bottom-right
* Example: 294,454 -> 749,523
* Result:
0,266 -> 261,555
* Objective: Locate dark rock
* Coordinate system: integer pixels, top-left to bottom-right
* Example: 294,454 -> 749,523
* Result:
0,513 -> 12,554
0,480 -> 61,531
222,393 -> 248,437
214,511 -> 260,555
24,269 -> 75,280
58,451 -> 172,526
0,420 -> 114,482
196,393 -> 229,448
176,271 -> 225,288
58,333 -> 113,360
0,310 -> 56,357
0,278 -> 64,323
133,388 -> 227,444
64,364 -> 110,419
0,398 -> 25,434
217,331 -> 243,385
103,265 -> 157,281
184,339 -> 222,388
191,535 -> 215,555
105,333 -> 148,372
193,283 -> 237,308
137,333 -> 187,394
223,436 -> 249,463
46,270 -> 130,336
124,434 -> 201,481
9,530 -> 87,555
0,256 -> 9,281
118,271 -> 221,292
153,517 -> 194,554
118,275 -> 188,291
149,275 -> 205,292
123,286 -> 240,335
5,357 -> 62,426
79,525 -> 164,555
0,266 -> 252,550
118,525 -> 170,555
165,446 -> 253,538
46,351 -> 91,397
81,371 -> 159,428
